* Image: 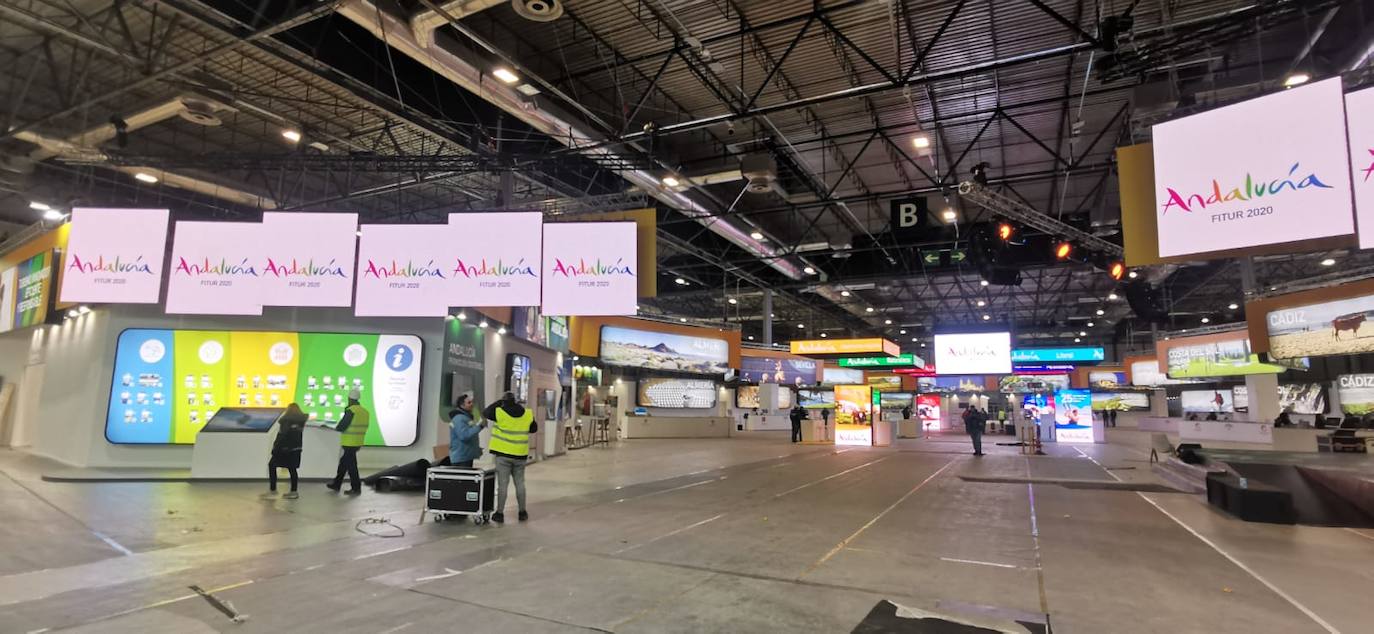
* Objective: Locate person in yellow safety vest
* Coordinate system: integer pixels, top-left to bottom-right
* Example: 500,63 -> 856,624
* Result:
483,391 -> 537,523
327,389 -> 370,495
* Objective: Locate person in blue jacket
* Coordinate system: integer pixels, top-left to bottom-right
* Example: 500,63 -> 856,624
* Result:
449,393 -> 485,468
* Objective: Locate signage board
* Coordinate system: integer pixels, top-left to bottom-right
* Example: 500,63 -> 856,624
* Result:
1152,78 -> 1354,258
0,267 -> 15,332
999,374 -> 1069,393
1011,347 -> 1105,363
60,207 -> 169,304
1129,358 -> 1200,386
1013,364 -> 1076,373
1348,87 -> 1374,248
834,384 -> 873,446
354,224 -> 450,317
1053,389 -> 1093,443
838,354 -> 924,368
934,332 -> 1011,374
890,197 -> 927,235
599,325 -> 729,375
820,367 -> 865,385
1233,385 -> 1249,410
105,328 -> 422,445
259,212 -> 357,307
916,394 -> 942,430
1160,332 -> 1306,378
542,222 -> 638,316
165,222 -> 265,315
791,338 -> 900,356
1091,392 -> 1150,411
1023,393 -> 1054,425
798,389 -> 834,410
867,375 -> 903,392
448,212 -> 542,307
919,375 -> 987,393
637,378 -> 717,408
739,355 -> 819,385
8,251 -> 56,330
1336,374 -> 1374,415
1265,292 -> 1374,359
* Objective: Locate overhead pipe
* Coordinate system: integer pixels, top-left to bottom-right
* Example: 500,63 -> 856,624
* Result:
337,0 -> 805,280
410,0 -> 506,47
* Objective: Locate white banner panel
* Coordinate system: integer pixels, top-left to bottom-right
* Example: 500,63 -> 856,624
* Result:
60,207 -> 169,304
1153,78 -> 1354,258
446,212 -> 542,306
260,212 -> 357,307
541,222 -> 637,316
354,224 -> 449,317
1349,87 -> 1374,248
165,222 -> 263,315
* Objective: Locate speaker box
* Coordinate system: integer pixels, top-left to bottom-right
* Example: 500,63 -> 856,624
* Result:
1124,279 -> 1169,322
967,223 -> 1023,286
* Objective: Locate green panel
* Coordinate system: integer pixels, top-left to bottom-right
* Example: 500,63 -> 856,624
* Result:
294,333 -> 382,445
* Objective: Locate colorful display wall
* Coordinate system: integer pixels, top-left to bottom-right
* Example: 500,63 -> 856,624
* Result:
106,328 -> 423,445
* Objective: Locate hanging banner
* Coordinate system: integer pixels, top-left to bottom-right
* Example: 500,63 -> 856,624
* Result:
447,212 -> 542,307
354,224 -> 450,317
60,207 -> 169,304
541,222 -> 638,316
1152,78 -> 1355,258
259,212 -> 357,307
11,251 -> 56,329
1349,87 -> 1374,248
166,222 -> 264,315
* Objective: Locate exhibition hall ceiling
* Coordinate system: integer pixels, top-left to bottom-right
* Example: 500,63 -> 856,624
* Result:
2,0 -> 1372,349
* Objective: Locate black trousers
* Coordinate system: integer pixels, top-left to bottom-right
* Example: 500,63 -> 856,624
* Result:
332,446 -> 360,491
970,432 -> 983,455
268,458 -> 298,492
791,421 -> 802,442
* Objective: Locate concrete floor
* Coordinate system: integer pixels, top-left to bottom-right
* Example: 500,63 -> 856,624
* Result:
1,433 -> 1371,633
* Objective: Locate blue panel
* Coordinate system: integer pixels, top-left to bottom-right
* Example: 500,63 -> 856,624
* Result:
106,329 -> 175,443
1011,347 -> 1106,363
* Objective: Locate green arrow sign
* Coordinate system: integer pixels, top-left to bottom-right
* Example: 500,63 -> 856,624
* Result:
838,354 -> 925,368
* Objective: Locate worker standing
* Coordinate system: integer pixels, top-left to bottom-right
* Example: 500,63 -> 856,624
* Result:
327,389 -> 369,495
484,391 -> 536,523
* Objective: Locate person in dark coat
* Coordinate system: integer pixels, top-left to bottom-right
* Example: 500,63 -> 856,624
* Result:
789,404 -> 807,442
264,403 -> 308,499
965,406 -> 987,457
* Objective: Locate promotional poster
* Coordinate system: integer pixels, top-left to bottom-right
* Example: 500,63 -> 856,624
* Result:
637,378 -> 717,408
834,385 -> 873,446
1180,389 -> 1234,413
60,207 -> 170,305
739,355 -> 819,385
599,326 -> 730,375
1266,293 -> 1374,359
1090,392 -> 1150,411
1053,389 -> 1093,443
1336,374 -> 1374,415
916,394 -> 942,430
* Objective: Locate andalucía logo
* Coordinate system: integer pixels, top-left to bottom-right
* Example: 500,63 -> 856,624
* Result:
1160,163 -> 1332,214
174,257 -> 259,276
362,259 -> 446,279
452,258 -> 536,278
1362,149 -> 1373,182
264,258 -> 347,278
67,254 -> 153,275
549,258 -> 634,277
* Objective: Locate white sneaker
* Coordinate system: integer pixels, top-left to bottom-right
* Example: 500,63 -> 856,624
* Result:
283,491 -> 299,499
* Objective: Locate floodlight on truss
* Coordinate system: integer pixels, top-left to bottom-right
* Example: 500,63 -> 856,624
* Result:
957,182 -> 1122,257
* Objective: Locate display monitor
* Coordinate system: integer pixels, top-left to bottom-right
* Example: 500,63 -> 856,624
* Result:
739,355 -> 819,385
201,407 -> 284,433
599,326 -> 729,375
934,332 -> 1011,374
1233,385 -> 1249,410
920,375 -> 988,393
1129,359 -> 1201,386
998,374 -> 1068,393
798,389 -> 835,409
1152,78 -> 1354,258
637,378 -> 717,408
834,385 -> 873,446
1088,372 -> 1126,389
506,353 -> 531,404
1053,389 -> 1093,443
821,367 -> 865,385
1181,389 -> 1234,413
880,392 -> 913,408
1266,293 -> 1374,360
1091,392 -> 1149,411
1162,332 -> 1307,378
1337,374 -> 1374,415
105,328 -> 423,446
1022,393 -> 1053,423
916,394 -> 942,430
736,385 -> 760,409
1011,347 -> 1105,363
1278,383 -> 1327,415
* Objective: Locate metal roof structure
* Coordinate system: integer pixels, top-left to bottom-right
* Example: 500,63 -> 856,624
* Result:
3,0 -> 1373,354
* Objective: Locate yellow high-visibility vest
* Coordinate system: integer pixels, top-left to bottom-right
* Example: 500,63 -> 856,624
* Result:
488,407 -> 533,457
340,404 -> 370,448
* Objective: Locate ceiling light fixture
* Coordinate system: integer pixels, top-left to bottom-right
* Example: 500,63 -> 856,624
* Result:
750,231 -> 765,240
1128,270 -> 1139,279
1228,303 -> 1239,310
1079,331 -> 1086,336
497,326 -> 506,335
980,279 -> 989,287
913,135 -> 931,149
865,307 -> 875,313
1096,308 -> 1105,316
1054,241 -> 1073,260
747,335 -> 754,341
28,201 -> 49,211
679,317 -> 687,323
884,319 -> 892,325
982,314 -> 991,321
43,209 -> 64,221
1321,258 -> 1336,266
727,298 -> 737,305
803,266 -> 817,275
281,129 -> 302,143
457,312 -> 467,320
797,323 -> 805,329
661,175 -> 681,188
492,67 -> 520,84
478,320 -> 489,328
1074,337 -> 1081,343
941,208 -> 957,223
134,172 -> 159,184
976,300 -> 986,307
899,329 -> 907,334
675,277 -> 687,285
1284,72 -> 1311,87
840,290 -> 851,297
1087,321 -> 1094,327
1201,317 -> 1210,324
1108,292 -> 1118,300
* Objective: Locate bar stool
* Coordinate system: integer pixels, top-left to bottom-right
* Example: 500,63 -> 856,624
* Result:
593,418 -> 612,447
563,423 -> 575,449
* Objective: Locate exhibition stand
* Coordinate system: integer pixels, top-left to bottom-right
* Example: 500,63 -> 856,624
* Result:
623,415 -> 730,439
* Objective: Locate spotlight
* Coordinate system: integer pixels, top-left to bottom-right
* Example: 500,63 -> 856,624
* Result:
982,314 -> 991,321
1096,308 -> 1105,316
134,172 -> 159,184
797,323 -> 805,329
675,277 -> 688,285
820,333 -> 827,338
865,307 -> 875,313
899,329 -> 906,334
941,208 -> 957,223
43,209 -> 65,221
1128,270 -> 1139,279
748,335 -> 754,341
1074,337 -> 1081,343
1079,331 -> 1086,336
884,319 -> 892,325
1108,292 -> 1118,300
997,222 -> 1013,241
492,67 -> 520,84
497,326 -> 507,335
281,129 -> 302,143
920,342 -> 926,347
679,317 -> 687,323
976,300 -> 985,307
28,201 -> 50,211
1201,317 -> 1210,324
1054,241 -> 1073,260
457,312 -> 467,320
911,337 -> 917,342
478,320 -> 489,328
1087,321 -> 1094,327
1109,262 -> 1126,281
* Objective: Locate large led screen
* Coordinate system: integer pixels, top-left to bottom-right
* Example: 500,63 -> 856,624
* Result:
1022,393 -> 1053,423
106,329 -> 422,445
355,224 -> 451,317
1266,293 -> 1374,359
1152,78 -> 1354,258
1278,383 -> 1327,415
916,394 -> 942,430
1349,87 -> 1374,249
1088,372 -> 1126,389
447,212 -> 542,307
637,378 -> 717,408
736,385 -> 760,409
999,374 -> 1068,393
919,375 -> 988,393
934,332 -> 1011,374
599,326 -> 729,375
5,250 -> 55,332
821,367 -> 865,385
1053,389 -> 1093,443
834,384 -> 873,446
1337,374 -> 1374,415
1129,359 -> 1199,386
798,389 -> 835,410
60,207 -> 169,304
260,212 -> 358,307
1011,347 -> 1105,363
1181,389 -> 1233,413
165,221 -> 264,315
1163,334 -> 1306,378
543,222 -> 638,316
739,355 -> 819,385
1091,392 -> 1149,411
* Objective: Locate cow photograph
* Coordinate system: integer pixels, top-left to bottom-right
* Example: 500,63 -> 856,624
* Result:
1267,295 -> 1374,359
